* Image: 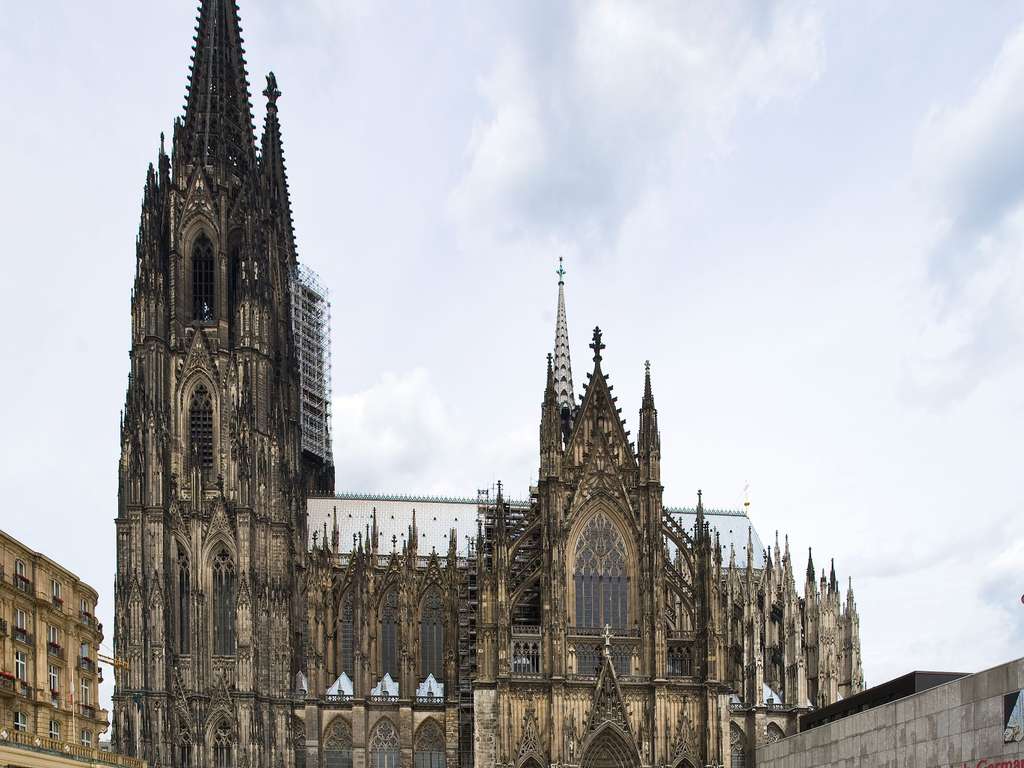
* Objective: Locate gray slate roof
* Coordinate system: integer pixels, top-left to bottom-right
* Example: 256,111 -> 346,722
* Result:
307,492 -> 766,567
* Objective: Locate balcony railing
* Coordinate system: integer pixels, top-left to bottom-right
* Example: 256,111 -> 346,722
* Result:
414,694 -> 445,707
0,676 -> 14,696
79,611 -> 99,630
2,728 -> 145,768
18,681 -> 33,698
323,694 -> 353,706
79,703 -> 96,719
13,627 -> 32,645
367,694 -> 398,704
511,624 -> 541,636
79,657 -> 96,674
51,596 -> 65,612
14,574 -> 32,593
48,642 -> 66,660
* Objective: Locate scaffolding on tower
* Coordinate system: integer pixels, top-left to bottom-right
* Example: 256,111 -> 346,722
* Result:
290,263 -> 333,465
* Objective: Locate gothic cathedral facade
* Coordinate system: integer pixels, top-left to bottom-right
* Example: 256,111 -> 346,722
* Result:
114,2 -> 863,767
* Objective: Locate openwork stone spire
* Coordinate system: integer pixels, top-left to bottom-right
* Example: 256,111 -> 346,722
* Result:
553,257 -> 575,414
182,0 -> 256,174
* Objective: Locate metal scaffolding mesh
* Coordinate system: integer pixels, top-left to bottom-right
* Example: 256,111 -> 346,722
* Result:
291,263 -> 333,463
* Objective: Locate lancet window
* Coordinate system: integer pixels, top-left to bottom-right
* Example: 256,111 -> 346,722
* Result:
192,234 -> 215,322
177,553 -> 190,654
573,513 -> 629,629
212,549 -> 235,655
380,588 -> 399,679
339,592 -> 354,678
419,589 -> 444,680
189,386 -> 214,471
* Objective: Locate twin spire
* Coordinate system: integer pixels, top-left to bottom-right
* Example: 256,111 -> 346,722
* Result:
182,0 -> 257,173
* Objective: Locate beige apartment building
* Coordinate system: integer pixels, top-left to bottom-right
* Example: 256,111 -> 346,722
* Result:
0,528 -> 108,751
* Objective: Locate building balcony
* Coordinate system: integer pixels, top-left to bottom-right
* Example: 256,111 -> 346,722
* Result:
14,574 -> 32,593
0,726 -> 146,768
0,675 -> 14,696
48,642 -> 66,660
79,657 -> 96,674
51,595 -> 65,612
12,627 -> 32,645
17,681 -> 33,698
367,694 -> 398,704
79,703 -> 96,719
79,611 -> 99,630
0,618 -> 7,636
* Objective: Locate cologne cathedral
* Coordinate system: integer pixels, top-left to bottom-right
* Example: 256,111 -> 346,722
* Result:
113,2 -> 864,767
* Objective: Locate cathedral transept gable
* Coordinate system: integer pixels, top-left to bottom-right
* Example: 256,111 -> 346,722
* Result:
564,328 -> 638,477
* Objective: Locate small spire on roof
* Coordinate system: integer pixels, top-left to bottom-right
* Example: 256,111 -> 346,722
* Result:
590,326 -> 605,364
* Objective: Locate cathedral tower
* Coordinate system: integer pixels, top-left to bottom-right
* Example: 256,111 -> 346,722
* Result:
114,2 -> 313,766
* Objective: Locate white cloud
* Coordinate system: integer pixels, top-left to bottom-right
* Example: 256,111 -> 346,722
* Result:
450,0 -> 824,251
907,23 -> 1024,402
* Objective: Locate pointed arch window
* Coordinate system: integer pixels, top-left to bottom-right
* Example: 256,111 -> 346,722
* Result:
379,588 -> 399,680
212,550 -> 235,655
730,724 -> 746,768
413,720 -> 445,768
177,721 -> 192,768
189,386 -> 214,471
192,234 -> 215,322
339,592 -> 354,678
419,589 -> 444,681
323,719 -> 353,768
213,721 -> 232,768
573,513 -> 629,630
177,553 -> 191,654
369,719 -> 400,768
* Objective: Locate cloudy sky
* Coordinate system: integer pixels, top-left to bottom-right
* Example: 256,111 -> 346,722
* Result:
2,0 -> 1023,712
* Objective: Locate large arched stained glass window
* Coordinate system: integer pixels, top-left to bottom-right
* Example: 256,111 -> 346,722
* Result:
419,589 -> 444,681
212,550 -> 235,655
323,719 -> 353,768
339,592 -> 354,678
192,234 -> 215,322
573,513 -> 629,629
189,386 -> 214,471
369,719 -> 400,768
379,588 -> 399,679
413,720 -> 445,768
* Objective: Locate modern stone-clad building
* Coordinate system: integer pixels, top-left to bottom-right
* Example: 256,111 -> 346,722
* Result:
756,658 -> 1024,768
0,528 -> 110,752
113,1 -> 864,766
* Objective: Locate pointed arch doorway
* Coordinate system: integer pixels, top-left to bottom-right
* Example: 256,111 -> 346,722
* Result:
580,726 -> 640,768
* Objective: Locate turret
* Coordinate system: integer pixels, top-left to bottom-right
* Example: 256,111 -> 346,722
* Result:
540,354 -> 562,478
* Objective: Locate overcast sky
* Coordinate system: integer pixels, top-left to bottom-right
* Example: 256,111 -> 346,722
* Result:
2,0 -> 1023,714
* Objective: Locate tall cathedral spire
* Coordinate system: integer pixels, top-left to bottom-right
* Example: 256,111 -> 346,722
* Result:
553,257 -> 575,415
182,0 -> 256,174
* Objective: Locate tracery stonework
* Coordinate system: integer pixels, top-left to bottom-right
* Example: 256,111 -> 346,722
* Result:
115,2 -> 863,767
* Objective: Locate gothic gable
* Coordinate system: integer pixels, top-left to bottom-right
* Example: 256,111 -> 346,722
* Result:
564,329 -> 637,476
583,643 -> 637,749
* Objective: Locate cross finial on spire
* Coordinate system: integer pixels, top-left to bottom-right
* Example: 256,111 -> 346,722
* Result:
557,256 -> 566,284
603,624 -> 613,656
590,326 -> 605,363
